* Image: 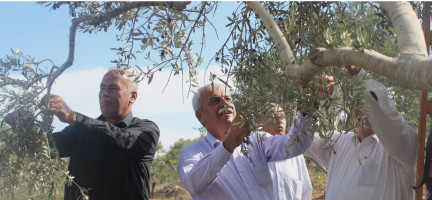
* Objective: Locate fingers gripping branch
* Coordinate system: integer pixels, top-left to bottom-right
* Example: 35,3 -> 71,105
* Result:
223,111 -> 251,153
41,94 -> 77,125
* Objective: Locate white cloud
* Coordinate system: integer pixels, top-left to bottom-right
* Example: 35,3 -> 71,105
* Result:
50,65 -> 233,148
51,67 -> 105,118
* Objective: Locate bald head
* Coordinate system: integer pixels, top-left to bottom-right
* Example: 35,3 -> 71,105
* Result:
107,69 -> 138,92
99,69 -> 138,124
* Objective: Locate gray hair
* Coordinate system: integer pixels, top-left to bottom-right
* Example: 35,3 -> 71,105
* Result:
126,76 -> 139,92
192,83 -> 226,112
108,68 -> 138,92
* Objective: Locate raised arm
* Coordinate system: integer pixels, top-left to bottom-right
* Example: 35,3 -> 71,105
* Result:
45,94 -> 159,160
360,69 -> 417,170
306,133 -> 333,169
79,113 -> 159,160
177,111 -> 250,195
53,113 -> 159,160
257,116 -> 312,162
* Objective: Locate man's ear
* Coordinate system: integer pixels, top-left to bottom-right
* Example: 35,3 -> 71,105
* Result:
130,91 -> 138,104
195,111 -> 205,127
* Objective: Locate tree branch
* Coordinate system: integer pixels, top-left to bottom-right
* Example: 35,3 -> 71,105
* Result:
249,1 -> 432,90
47,1 -> 192,89
86,1 -> 191,27
162,2 -> 207,93
245,1 -> 299,74
308,47 -> 397,68
380,2 -> 427,57
308,47 -> 432,90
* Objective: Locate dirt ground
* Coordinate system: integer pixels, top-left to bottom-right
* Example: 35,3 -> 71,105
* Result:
150,174 -> 427,200
312,189 -> 325,200
150,181 -> 326,200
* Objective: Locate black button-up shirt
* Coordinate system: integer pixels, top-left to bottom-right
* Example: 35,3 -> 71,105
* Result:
53,112 -> 159,200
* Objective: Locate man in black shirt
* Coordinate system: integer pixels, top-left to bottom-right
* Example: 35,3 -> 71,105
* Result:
42,69 -> 159,200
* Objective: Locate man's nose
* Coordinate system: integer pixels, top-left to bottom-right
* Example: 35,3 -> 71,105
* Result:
276,116 -> 284,123
100,89 -> 109,97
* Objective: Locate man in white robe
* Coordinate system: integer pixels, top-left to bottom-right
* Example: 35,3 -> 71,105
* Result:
307,66 -> 417,200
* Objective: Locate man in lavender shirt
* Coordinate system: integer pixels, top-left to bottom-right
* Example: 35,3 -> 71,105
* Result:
177,84 -> 312,200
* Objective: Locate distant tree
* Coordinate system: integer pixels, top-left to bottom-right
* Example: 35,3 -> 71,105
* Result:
150,134 -> 204,196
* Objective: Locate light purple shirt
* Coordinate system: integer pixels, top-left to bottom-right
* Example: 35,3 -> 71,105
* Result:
177,118 -> 312,200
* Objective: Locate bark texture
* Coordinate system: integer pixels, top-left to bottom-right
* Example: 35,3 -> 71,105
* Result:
245,1 -> 303,82
248,1 -> 432,91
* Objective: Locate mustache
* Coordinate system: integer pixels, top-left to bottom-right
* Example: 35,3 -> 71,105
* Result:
100,98 -> 114,104
218,105 -> 234,115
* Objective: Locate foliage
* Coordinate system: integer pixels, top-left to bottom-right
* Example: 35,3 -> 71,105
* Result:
0,49 -> 70,199
0,119 -> 68,199
231,2 -> 419,153
0,1 -> 427,199
40,1 -> 221,92
228,2 -> 360,144
151,134 -> 204,189
0,2 -> 215,199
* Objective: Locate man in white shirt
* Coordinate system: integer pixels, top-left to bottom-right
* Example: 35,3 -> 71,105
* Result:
177,84 -> 312,200
307,66 -> 418,200
259,103 -> 313,200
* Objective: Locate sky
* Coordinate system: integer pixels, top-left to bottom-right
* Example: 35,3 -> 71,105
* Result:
0,1 -> 240,149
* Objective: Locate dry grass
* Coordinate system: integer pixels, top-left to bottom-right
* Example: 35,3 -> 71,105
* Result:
150,165 -> 327,200
150,182 -> 191,200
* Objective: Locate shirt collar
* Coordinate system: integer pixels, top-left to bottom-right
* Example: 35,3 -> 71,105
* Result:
97,112 -> 134,128
351,132 -> 379,145
205,131 -> 222,148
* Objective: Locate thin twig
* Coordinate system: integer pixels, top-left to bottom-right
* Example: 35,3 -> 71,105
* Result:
162,2 -> 208,92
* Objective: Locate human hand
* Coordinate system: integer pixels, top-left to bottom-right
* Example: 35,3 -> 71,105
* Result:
298,75 -> 334,114
41,94 -> 76,125
344,65 -> 361,76
5,107 -> 34,128
315,75 -> 334,100
223,111 -> 251,152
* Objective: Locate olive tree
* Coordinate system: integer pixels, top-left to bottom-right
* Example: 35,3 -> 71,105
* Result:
0,1 -> 430,199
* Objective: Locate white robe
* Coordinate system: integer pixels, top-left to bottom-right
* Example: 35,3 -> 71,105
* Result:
307,69 -> 418,200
